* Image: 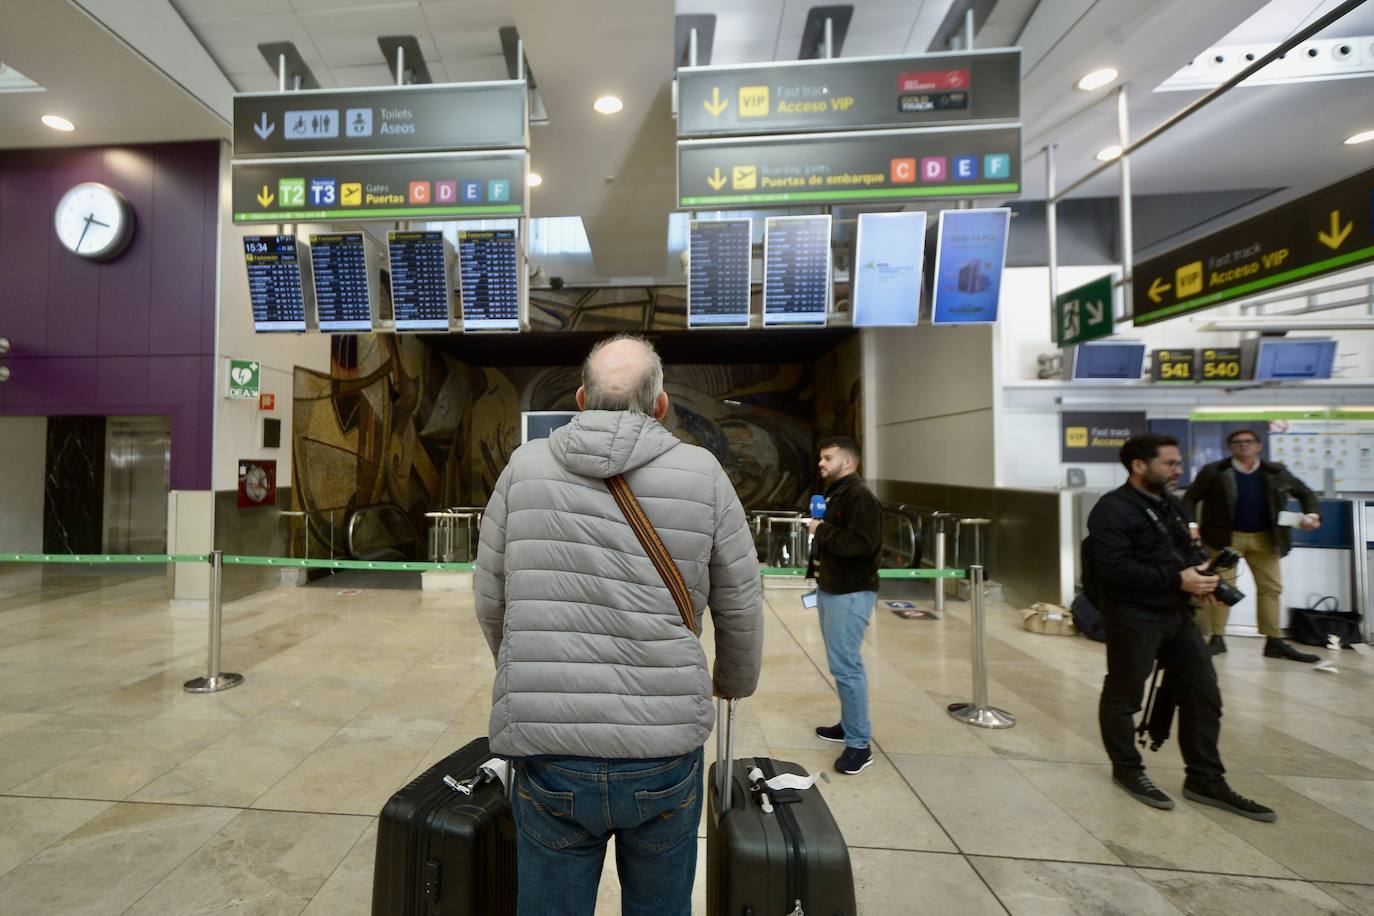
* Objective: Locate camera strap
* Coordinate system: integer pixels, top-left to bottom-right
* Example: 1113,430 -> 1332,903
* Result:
1126,488 -> 1189,565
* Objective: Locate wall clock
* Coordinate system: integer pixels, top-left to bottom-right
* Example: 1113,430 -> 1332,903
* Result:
54,181 -> 135,261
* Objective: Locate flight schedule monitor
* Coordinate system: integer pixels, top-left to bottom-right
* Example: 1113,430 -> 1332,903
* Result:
388,231 -> 454,332
688,219 -> 752,328
310,233 -> 376,332
458,229 -> 520,331
763,215 -> 831,326
244,235 -> 309,332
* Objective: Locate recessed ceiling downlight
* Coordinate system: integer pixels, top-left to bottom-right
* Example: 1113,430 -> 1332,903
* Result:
41,114 -> 74,131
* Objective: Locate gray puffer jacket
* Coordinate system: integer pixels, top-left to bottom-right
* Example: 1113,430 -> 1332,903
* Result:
475,409 -> 763,760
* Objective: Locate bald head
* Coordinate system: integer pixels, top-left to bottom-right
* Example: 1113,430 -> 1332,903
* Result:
578,334 -> 667,418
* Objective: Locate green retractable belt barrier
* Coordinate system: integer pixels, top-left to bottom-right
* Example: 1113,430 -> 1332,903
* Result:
761,566 -> 966,579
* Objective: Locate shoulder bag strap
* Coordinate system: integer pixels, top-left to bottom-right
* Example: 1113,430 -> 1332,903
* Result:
605,473 -> 698,633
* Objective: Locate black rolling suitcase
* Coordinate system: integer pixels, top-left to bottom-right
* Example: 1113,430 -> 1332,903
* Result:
706,698 -> 857,916
371,737 -> 516,916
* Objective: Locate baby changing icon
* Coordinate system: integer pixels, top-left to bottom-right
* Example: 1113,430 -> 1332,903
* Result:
346,108 -> 373,136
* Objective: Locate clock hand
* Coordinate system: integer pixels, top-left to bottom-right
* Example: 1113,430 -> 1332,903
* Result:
88,217 -> 111,228
75,214 -> 93,252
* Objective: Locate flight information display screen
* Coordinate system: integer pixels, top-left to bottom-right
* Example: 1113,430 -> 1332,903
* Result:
244,235 -> 307,332
310,233 -> 373,331
688,219 -> 752,328
458,229 -> 520,330
763,215 -> 831,326
388,231 -> 451,332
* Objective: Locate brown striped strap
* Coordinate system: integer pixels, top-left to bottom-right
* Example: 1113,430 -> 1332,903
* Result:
605,473 -> 697,633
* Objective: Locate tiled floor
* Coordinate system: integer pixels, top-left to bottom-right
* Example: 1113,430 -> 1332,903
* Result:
1,565 -> 1372,914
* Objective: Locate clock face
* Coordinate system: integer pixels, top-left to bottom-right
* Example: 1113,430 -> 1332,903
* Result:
54,182 -> 134,260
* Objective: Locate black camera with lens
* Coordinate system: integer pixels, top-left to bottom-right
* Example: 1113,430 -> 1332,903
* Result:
1196,546 -> 1245,606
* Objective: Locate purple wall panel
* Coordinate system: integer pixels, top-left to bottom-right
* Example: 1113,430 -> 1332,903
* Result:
97,149 -> 155,356
0,153 -> 52,356
0,141 -> 220,489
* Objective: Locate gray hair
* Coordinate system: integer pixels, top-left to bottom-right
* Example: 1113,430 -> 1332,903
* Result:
581,334 -> 664,414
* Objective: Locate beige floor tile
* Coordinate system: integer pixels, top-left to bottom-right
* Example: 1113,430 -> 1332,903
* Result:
763,745 -> 956,852
851,848 -> 1005,915
1010,760 -> 1295,877
0,797 -> 113,879
252,726 -> 437,815
1315,882 -> 1374,915
299,819 -> 378,916
0,802 -> 239,915
124,809 -> 370,916
251,676 -> 389,728
1180,773 -> 1374,884
1272,774 -> 1374,832
0,712 -> 50,737
891,754 -> 1122,863
131,722 -> 340,807
348,675 -> 466,732
1138,868 -> 1352,915
968,856 -> 1184,915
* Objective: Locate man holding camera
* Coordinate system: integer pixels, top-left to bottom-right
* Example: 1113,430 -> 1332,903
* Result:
1087,434 -> 1275,821
1181,429 -> 1321,662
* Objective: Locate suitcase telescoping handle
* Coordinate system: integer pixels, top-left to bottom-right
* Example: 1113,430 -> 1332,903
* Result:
715,697 -> 738,811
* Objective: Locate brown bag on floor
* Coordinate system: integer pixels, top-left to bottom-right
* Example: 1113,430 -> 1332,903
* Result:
1022,602 -> 1079,637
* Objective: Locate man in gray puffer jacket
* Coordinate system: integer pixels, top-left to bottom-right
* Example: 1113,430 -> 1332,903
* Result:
476,334 -> 763,916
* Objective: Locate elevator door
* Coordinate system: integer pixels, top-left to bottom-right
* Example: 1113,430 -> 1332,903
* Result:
103,416 -> 171,554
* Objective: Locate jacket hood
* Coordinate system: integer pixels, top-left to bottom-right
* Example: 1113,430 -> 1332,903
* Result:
547,410 -> 681,479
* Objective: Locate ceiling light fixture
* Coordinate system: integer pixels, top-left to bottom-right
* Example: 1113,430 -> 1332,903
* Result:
41,114 -> 74,132
1095,145 -> 1123,162
1345,129 -> 1374,145
593,95 -> 623,115
1076,67 -> 1119,91
527,172 -> 543,187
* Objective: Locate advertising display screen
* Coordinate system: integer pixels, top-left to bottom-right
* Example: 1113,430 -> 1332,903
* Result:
852,211 -> 926,327
388,230 -> 452,332
1253,339 -> 1337,380
930,208 -> 1010,324
762,215 -> 831,326
244,235 -> 308,332
688,219 -> 752,328
310,232 -> 374,331
458,229 -> 520,330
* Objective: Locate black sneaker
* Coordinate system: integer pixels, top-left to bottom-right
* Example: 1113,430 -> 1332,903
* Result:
1207,635 -> 1227,655
815,723 -> 845,743
1113,770 -> 1175,810
835,745 -> 873,775
1263,637 -> 1318,663
1183,780 -> 1277,822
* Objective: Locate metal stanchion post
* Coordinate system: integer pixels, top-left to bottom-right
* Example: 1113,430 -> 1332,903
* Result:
183,550 -> 244,694
947,565 -> 1014,729
931,511 -> 955,613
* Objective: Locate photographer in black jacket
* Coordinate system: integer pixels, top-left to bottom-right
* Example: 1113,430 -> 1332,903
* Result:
806,436 -> 882,776
1087,434 -> 1275,821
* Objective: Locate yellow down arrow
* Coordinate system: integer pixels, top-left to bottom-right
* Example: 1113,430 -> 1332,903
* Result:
1317,209 -> 1353,250
706,167 -> 727,191
703,87 -> 728,117
256,185 -> 275,207
1147,276 -> 1172,304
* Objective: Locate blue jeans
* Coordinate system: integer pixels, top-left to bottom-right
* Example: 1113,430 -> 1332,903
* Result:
512,747 -> 704,916
817,589 -> 876,748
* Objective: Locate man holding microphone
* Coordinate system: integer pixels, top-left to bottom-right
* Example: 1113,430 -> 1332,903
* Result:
806,436 -> 883,775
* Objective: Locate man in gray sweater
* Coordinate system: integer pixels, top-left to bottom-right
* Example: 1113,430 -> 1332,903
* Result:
476,334 -> 764,916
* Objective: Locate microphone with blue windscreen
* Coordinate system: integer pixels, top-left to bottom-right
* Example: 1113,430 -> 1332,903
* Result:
809,495 -> 827,520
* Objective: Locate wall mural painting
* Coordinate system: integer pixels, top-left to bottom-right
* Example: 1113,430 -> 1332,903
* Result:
293,330 -> 818,561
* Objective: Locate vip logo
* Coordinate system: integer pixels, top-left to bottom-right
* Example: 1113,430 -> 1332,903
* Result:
738,85 -> 769,118
1066,427 -> 1088,448
1176,261 -> 1204,298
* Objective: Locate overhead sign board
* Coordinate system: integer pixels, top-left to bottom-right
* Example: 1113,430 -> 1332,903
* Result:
1062,411 -> 1148,463
678,124 -> 1019,207
1134,165 -> 1374,326
231,151 -> 526,223
233,81 -> 528,157
1054,274 -> 1115,345
1199,347 -> 1243,383
677,50 -> 1020,137
1151,348 -> 1196,383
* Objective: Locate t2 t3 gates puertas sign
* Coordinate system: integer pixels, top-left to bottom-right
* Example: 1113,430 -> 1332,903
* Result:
678,125 -> 1019,207
1134,165 -> 1374,325
231,151 -> 527,223
677,50 -> 1019,137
